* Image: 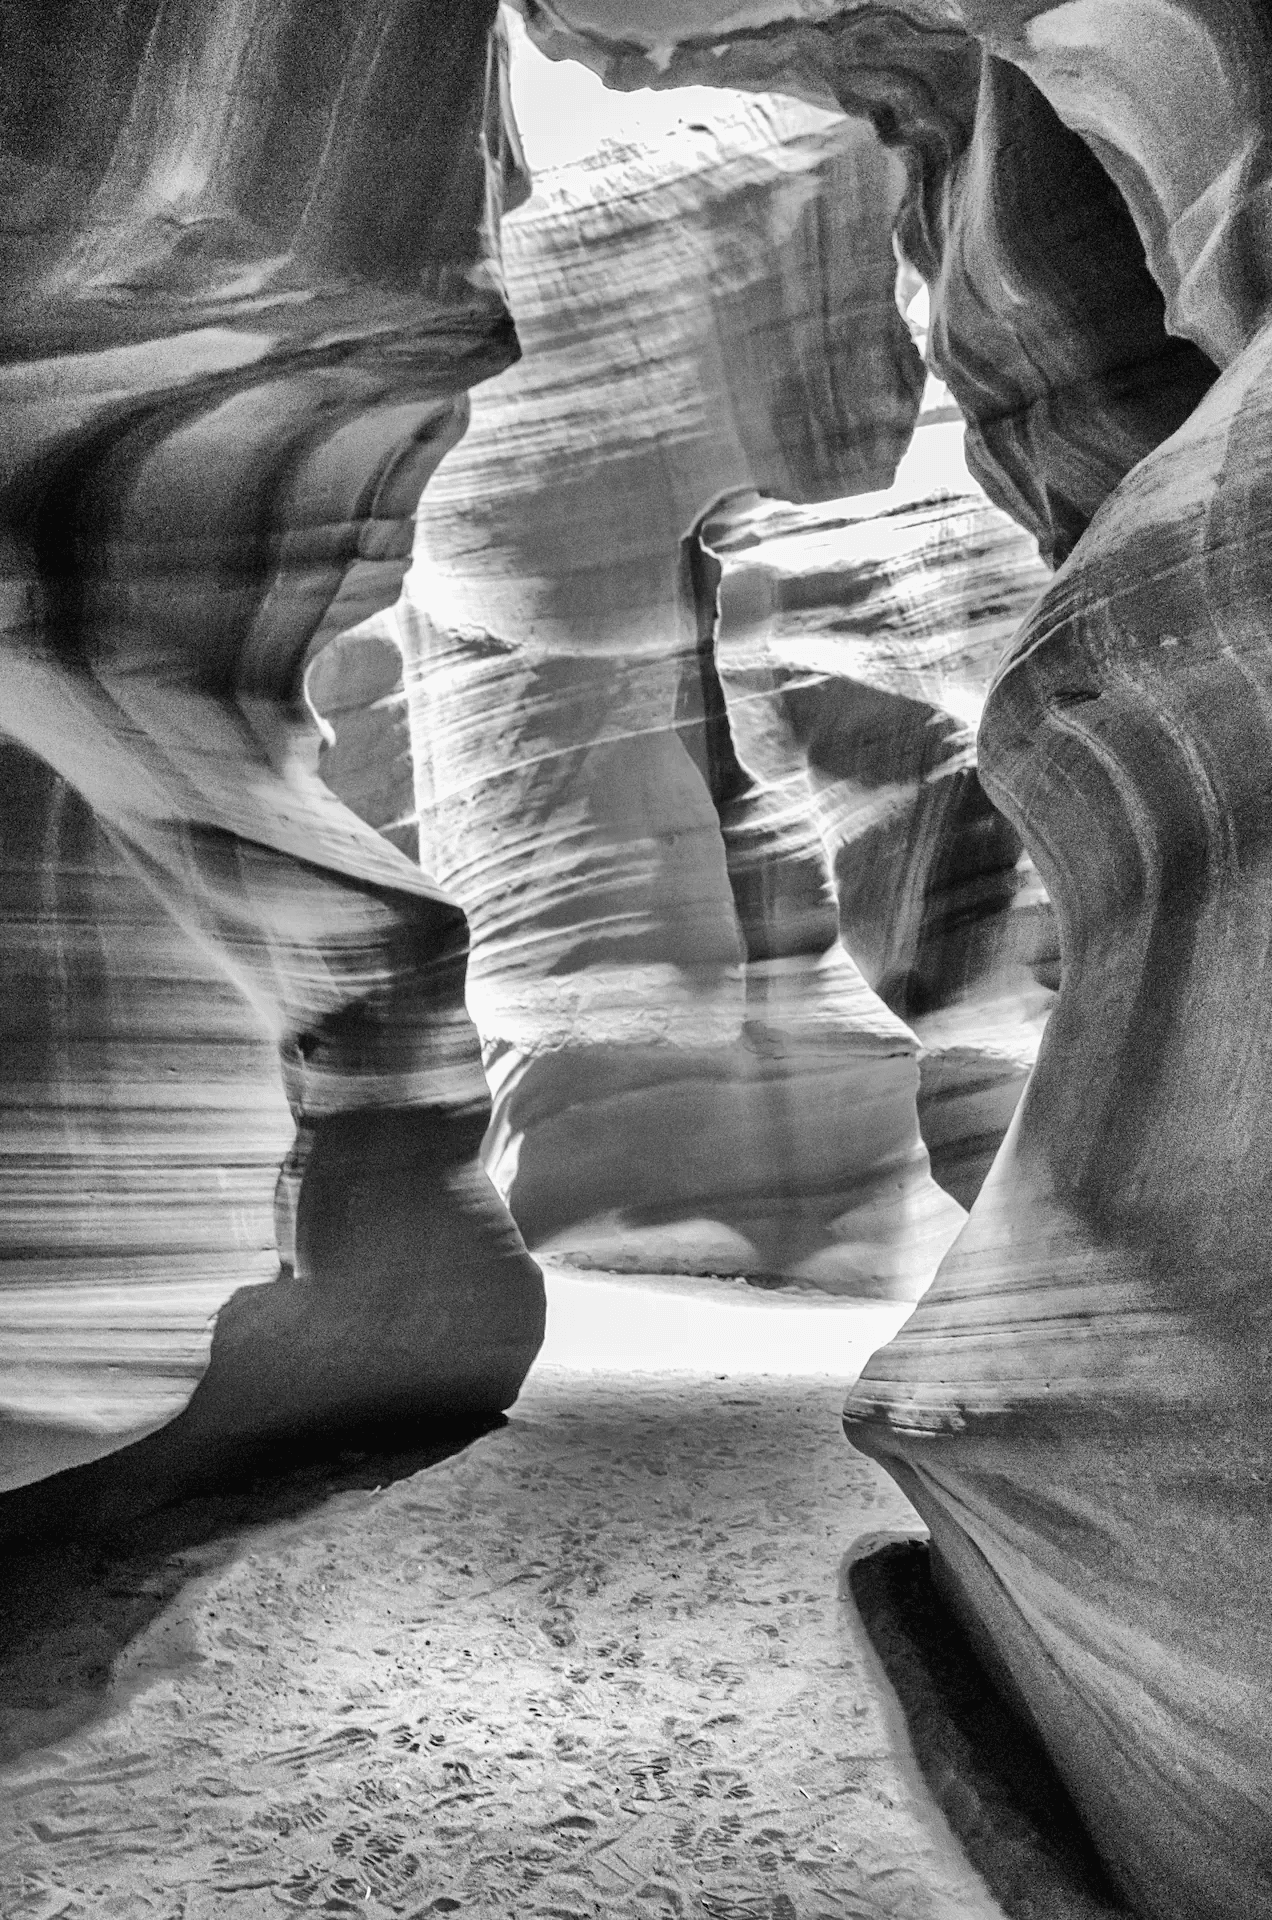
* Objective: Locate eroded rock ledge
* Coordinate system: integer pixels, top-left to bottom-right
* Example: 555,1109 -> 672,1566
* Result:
0,2 -> 546,1510
314,71 -> 1059,1287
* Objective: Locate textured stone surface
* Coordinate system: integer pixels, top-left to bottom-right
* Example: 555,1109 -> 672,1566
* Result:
842,13 -> 1272,1920
924,52 -> 1218,566
846,311 -> 1272,1920
522,6 -> 1272,1915
6,3 -> 1272,1914
705,452 -> 1056,1208
519,6 -> 1217,568
382,85 -> 968,1295
0,2 -> 545,1502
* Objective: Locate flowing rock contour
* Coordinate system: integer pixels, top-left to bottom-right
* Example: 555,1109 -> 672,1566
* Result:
706,470 -> 1055,1208
0,2 -> 545,1510
522,5 -> 1271,1917
845,12 -> 1272,1919
5,3 -> 1272,1913
388,86 -> 967,1294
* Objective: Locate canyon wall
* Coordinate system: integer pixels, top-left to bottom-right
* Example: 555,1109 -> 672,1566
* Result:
0,2 -> 546,1512
847,13 -> 1272,1920
5,4 -> 1271,1914
391,90 -> 972,1295
0,0 -> 1049,1508
705,478 -> 1055,1208
376,74 -> 1052,1297
520,5 -> 1271,1917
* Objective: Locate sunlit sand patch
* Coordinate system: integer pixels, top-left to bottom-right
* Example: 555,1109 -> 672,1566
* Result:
535,1259 -> 911,1376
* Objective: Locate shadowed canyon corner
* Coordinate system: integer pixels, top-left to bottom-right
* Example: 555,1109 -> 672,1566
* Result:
0,5 -> 1267,1919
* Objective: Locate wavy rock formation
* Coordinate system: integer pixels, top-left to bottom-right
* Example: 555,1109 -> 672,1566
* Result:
705,453 -> 1056,1207
7,1 -> 1272,1910
846,349 -> 1272,1920
519,4 -> 1217,566
844,12 -> 1272,1919
527,5 -> 1272,1916
386,84 -> 965,1296
923,49 -> 1218,566
0,2 -> 545,1509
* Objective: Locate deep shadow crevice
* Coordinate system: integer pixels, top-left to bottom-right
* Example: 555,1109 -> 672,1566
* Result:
849,1537 -> 1131,1920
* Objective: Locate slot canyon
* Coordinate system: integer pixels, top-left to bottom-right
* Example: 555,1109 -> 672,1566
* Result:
0,4 -> 1266,1918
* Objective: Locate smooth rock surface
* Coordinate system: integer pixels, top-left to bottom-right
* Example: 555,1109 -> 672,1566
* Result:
923,53 -> 1217,568
519,6 -> 1217,569
847,307 -> 1272,1920
0,2 -> 546,1499
386,82 -> 965,1295
842,14 -> 1272,1920
7,5 -> 1272,1917
521,6 -> 1272,1915
705,422 -> 1057,1206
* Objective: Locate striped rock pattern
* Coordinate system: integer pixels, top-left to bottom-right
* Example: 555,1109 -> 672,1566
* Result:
846,8 -> 1272,1917
6,3 -> 1272,1911
527,4 -> 1272,1915
393,92 -> 968,1296
705,471 -> 1056,1209
0,2 -> 546,1512
521,4 -> 1218,565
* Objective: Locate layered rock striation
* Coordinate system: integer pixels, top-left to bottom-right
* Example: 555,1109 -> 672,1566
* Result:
6,4 -> 1272,1913
525,5 -> 1272,1916
705,460 -> 1056,1207
390,86 -> 967,1295
0,2 -> 545,1509
519,3 -> 1218,565
844,10 -> 1272,1917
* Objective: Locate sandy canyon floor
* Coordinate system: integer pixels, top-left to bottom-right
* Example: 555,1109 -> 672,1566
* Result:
0,1266 -> 1128,1920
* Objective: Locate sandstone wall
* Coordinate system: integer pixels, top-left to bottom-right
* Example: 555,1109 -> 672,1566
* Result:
0,2 -> 545,1514
845,9 -> 1272,1915
6,6 -> 1271,1912
521,5 -> 1272,1914
706,475 -> 1055,1208
393,91 -> 972,1295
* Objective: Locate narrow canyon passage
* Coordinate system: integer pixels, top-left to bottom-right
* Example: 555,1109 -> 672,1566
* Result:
1,1271 -> 1121,1920
5,6 -> 1272,1916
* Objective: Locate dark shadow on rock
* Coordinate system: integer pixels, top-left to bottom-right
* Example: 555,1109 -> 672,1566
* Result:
0,1416 -> 501,1769
848,1536 -> 1131,1920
